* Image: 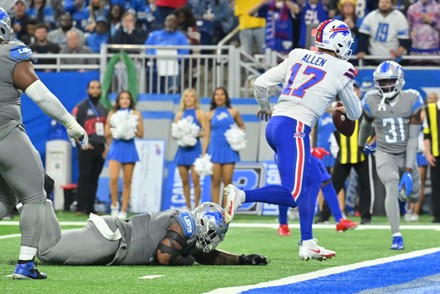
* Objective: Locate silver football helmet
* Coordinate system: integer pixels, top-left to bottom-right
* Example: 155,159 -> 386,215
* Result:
0,7 -> 13,44
373,60 -> 405,99
193,202 -> 228,253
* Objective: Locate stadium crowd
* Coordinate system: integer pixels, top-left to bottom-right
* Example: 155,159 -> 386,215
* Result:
3,0 -> 439,64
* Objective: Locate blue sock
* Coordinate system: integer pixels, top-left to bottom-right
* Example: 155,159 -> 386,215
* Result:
245,186 -> 296,207
321,182 -> 343,223
278,205 -> 288,225
298,181 -> 321,241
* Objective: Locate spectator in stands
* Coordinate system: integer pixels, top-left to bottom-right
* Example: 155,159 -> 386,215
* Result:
27,0 -> 55,29
50,0 -> 64,25
357,0 -> 410,65
406,0 -> 440,65
334,0 -> 364,56
235,0 -> 266,56
63,0 -> 89,31
145,14 -> 189,93
202,87 -> 245,206
297,0 -> 329,49
111,10 -> 148,45
60,30 -> 96,70
154,0 -> 187,29
105,91 -> 143,220
11,0 -> 31,43
48,12 -> 85,46
174,5 -> 200,46
173,89 -> 205,210
84,0 -> 109,32
21,18 -> 38,45
30,23 -> 61,69
86,16 -> 109,53
174,6 -> 200,85
108,4 -> 124,38
248,0 -> 300,54
72,80 -> 108,215
189,0 -> 237,45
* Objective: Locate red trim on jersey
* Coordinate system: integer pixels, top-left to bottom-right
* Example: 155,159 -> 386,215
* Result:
292,121 -> 305,200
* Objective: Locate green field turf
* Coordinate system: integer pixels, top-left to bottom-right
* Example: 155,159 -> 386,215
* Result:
1,213 -> 439,293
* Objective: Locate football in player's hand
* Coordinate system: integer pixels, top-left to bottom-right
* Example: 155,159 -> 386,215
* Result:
332,101 -> 355,137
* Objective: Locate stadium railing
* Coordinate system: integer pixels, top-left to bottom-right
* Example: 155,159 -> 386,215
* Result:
32,47 -> 440,98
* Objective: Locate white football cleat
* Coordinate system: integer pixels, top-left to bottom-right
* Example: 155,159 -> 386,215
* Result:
223,184 -> 244,224
299,240 -> 336,261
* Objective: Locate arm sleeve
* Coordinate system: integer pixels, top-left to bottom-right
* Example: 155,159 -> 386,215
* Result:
253,58 -> 288,111
25,79 -> 75,127
357,32 -> 369,53
406,124 -> 420,169
338,81 -> 362,120
358,115 -> 373,147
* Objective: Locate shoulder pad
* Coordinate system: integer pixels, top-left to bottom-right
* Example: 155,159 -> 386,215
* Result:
175,211 -> 196,239
10,44 -> 32,62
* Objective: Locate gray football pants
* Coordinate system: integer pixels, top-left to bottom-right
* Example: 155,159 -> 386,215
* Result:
0,127 -> 46,249
375,150 -> 421,234
38,201 -> 120,265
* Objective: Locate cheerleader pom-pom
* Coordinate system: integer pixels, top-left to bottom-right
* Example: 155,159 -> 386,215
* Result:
110,110 -> 138,140
178,135 -> 198,147
194,154 -> 213,177
225,124 -> 247,151
171,122 -> 186,139
172,116 -> 201,146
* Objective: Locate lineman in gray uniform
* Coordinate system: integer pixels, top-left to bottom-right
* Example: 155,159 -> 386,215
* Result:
33,200 -> 267,266
0,7 -> 88,279
359,60 -> 423,250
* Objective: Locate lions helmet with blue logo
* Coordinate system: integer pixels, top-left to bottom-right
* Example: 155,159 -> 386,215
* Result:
315,19 -> 354,61
0,7 -> 13,44
373,60 -> 405,99
193,202 -> 228,253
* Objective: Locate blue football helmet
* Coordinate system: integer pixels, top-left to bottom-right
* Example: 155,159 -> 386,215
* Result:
0,7 -> 13,44
373,60 -> 405,99
193,202 -> 229,253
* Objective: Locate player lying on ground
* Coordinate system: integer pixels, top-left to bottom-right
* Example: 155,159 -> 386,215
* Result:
18,199 -> 267,266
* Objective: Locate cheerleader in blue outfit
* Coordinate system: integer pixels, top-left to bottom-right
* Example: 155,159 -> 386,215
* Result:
105,91 -> 144,220
202,87 -> 245,205
173,89 -> 205,210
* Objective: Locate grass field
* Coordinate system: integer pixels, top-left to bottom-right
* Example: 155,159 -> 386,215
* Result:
1,212 -> 439,293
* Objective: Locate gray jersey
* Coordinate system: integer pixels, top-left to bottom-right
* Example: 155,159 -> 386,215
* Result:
114,209 -> 198,265
362,89 -> 423,154
0,42 -> 32,141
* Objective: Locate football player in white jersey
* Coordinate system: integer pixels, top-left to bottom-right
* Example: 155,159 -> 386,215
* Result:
358,60 -> 423,250
223,19 -> 362,261
357,0 -> 410,64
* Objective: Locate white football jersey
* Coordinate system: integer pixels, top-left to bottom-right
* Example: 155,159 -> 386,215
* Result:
254,48 -> 362,127
359,9 -> 409,57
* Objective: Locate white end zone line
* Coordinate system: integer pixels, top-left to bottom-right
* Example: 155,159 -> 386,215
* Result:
206,247 -> 440,294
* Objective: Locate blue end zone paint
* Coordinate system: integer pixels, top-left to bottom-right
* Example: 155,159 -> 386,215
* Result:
243,252 -> 440,293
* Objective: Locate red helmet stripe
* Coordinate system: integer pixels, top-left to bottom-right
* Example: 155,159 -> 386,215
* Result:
316,19 -> 334,43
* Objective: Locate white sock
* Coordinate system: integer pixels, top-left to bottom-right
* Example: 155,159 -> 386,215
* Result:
392,232 -> 402,237
19,246 -> 37,261
302,239 -> 316,247
239,189 -> 246,203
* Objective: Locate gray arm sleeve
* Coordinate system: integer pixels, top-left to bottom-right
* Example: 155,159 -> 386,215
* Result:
358,116 -> 373,147
25,79 -> 75,126
405,124 -> 420,169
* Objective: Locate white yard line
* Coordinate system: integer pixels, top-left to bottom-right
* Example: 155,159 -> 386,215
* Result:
0,234 -> 21,240
1,221 -> 439,230
206,247 -> 440,294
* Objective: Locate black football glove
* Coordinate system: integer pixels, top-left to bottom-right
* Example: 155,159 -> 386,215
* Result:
239,254 -> 268,265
